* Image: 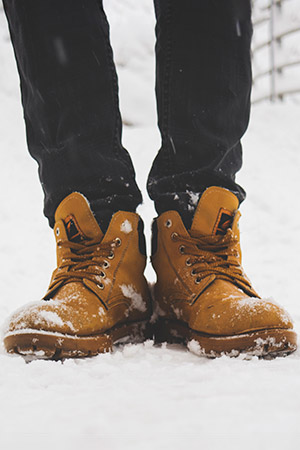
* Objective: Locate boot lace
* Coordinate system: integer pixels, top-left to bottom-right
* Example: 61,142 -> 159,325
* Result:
49,238 -> 119,289
173,230 -> 251,288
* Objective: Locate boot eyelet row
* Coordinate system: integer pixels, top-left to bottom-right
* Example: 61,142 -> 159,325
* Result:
165,219 -> 172,228
103,260 -> 110,269
179,245 -> 185,254
98,283 -> 105,290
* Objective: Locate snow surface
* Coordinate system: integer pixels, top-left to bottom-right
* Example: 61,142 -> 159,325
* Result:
1,1 -> 300,449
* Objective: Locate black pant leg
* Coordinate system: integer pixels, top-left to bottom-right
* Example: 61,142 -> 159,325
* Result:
3,0 -> 142,230
148,0 -> 252,227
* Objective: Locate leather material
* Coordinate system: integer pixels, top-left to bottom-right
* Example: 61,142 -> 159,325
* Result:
191,186 -> 239,236
152,187 -> 293,336
7,193 -> 151,337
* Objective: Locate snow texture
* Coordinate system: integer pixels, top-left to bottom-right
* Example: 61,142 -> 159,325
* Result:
120,284 -> 147,313
187,190 -> 201,206
120,219 -> 133,234
0,1 -> 300,449
37,310 -> 65,327
187,339 -> 203,356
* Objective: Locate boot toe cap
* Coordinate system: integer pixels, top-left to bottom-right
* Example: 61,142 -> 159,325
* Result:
226,297 -> 292,334
5,297 -> 110,337
191,294 -> 293,336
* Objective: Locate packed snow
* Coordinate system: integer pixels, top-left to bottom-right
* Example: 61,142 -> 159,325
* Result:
0,1 -> 300,449
120,219 -> 133,234
120,284 -> 147,313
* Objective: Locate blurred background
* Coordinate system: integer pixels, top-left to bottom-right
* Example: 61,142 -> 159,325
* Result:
252,0 -> 300,103
1,0 -> 300,124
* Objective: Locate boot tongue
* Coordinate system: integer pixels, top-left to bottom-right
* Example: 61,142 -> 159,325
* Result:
55,192 -> 104,242
190,187 -> 239,236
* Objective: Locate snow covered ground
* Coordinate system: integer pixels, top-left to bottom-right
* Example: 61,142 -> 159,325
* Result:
0,2 -> 300,449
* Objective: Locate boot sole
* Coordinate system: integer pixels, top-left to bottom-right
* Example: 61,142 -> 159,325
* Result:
4,320 -> 153,360
154,319 -> 297,358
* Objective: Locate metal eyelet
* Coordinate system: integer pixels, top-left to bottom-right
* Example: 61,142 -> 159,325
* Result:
99,271 -> 106,279
171,232 -> 178,240
195,277 -> 201,284
191,269 -> 197,276
186,258 -> 192,266
56,227 -> 60,236
103,260 -> 110,269
165,219 -> 172,228
98,283 -> 104,290
108,251 -> 115,260
115,237 -> 122,247
179,245 -> 185,254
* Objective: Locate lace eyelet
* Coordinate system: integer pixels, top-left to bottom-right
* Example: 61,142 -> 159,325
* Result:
186,258 -> 192,266
179,245 -> 185,254
99,271 -> 106,279
171,232 -> 178,240
98,283 -> 104,290
108,251 -> 115,260
191,269 -> 196,276
103,260 -> 110,269
56,227 -> 60,236
195,277 -> 201,284
165,219 -> 172,228
115,237 -> 122,247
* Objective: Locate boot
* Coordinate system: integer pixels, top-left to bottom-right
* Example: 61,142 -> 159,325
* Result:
4,193 -> 152,359
152,186 -> 297,357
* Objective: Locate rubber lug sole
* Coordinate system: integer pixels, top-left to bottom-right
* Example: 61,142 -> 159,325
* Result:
4,320 -> 153,360
154,318 -> 297,358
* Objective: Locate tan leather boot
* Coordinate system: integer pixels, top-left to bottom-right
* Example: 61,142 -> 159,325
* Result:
4,193 -> 152,359
152,186 -> 297,357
